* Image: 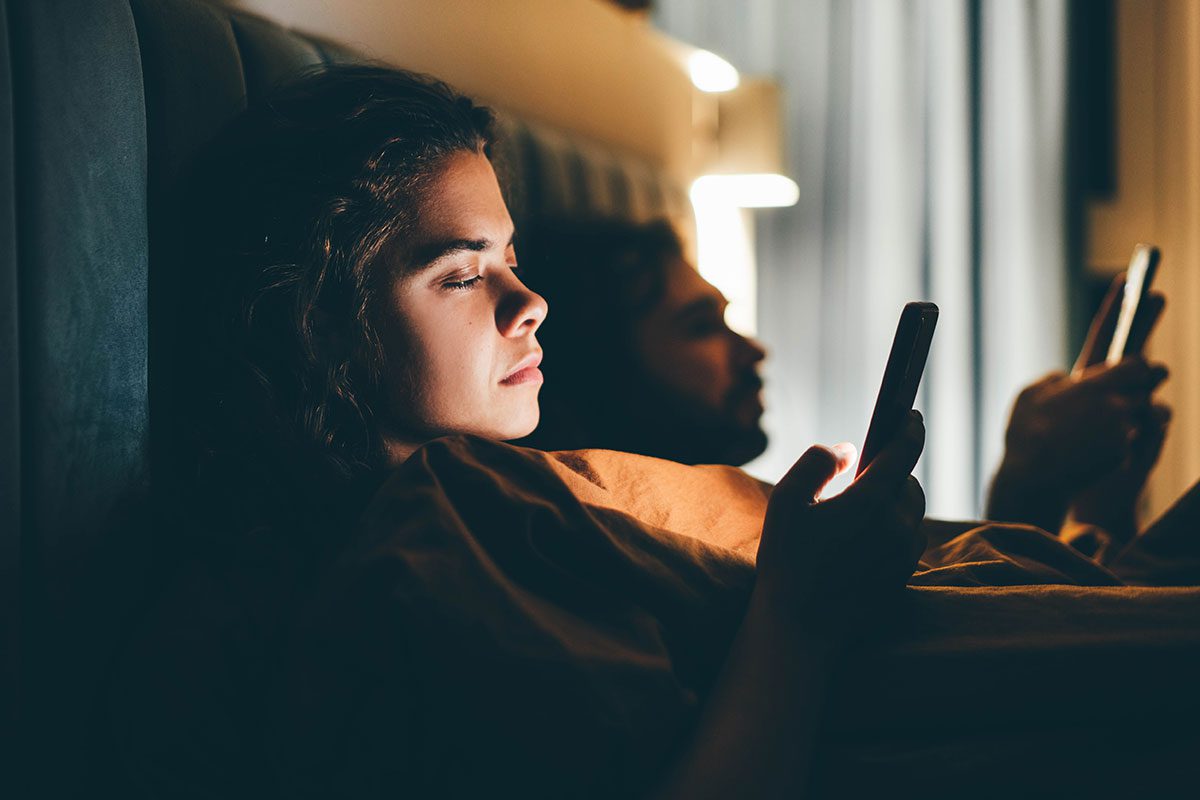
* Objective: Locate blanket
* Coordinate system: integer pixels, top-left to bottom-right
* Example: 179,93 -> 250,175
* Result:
258,436 -> 1200,798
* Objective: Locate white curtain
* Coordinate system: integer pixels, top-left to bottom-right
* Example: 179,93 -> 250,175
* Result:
656,0 -> 1069,517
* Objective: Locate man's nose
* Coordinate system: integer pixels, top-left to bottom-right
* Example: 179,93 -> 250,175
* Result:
735,332 -> 767,365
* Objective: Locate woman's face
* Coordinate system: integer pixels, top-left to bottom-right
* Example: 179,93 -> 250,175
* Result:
376,150 -> 547,461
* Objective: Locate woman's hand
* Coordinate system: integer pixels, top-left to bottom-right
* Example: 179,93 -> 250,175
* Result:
756,410 -> 927,636
654,412 -> 926,800
987,274 -> 1169,535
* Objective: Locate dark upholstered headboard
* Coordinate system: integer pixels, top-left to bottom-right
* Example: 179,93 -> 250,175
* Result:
1,0 -> 686,793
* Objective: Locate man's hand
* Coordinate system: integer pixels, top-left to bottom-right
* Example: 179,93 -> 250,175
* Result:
1068,275 -> 1171,541
1001,359 -> 1167,495
987,274 -> 1169,535
1070,401 -> 1170,544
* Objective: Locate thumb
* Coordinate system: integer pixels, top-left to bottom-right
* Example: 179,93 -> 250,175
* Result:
776,443 -> 857,503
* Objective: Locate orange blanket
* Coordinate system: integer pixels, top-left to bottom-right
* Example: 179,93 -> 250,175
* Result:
547,444 -> 1146,587
265,436 -> 1200,798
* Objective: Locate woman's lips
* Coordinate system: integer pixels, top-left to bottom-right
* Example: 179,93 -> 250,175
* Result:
501,351 -> 544,385
500,366 -> 543,386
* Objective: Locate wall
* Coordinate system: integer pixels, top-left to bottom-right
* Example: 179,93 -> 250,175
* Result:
1094,0 -> 1200,519
1086,1 -> 1157,275
1146,0 -> 1200,519
217,0 -> 695,179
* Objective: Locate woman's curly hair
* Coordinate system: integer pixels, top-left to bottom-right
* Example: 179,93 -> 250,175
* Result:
176,65 -> 495,526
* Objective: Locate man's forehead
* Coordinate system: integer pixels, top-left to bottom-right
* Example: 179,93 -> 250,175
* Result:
662,256 -> 726,308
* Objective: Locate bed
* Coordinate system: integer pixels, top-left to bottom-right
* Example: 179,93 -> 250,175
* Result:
5,1 -> 1200,797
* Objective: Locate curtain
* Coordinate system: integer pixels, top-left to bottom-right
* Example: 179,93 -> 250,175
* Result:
655,0 -> 1070,517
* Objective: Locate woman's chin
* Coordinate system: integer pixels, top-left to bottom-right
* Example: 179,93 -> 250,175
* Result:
507,421 -> 540,442
497,407 -> 540,442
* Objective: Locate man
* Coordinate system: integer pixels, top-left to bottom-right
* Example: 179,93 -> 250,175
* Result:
518,216 -> 768,466
522,215 -> 1171,542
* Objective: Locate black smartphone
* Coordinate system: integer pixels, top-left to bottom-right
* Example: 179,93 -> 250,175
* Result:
1105,243 -> 1161,365
856,301 -> 939,477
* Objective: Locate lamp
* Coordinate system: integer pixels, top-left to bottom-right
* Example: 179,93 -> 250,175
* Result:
688,49 -> 740,93
697,76 -> 798,205
687,72 -> 797,335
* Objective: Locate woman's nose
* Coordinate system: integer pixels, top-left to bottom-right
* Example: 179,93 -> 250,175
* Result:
498,283 -> 548,337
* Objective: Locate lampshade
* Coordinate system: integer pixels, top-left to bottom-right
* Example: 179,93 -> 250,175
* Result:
707,77 -> 786,176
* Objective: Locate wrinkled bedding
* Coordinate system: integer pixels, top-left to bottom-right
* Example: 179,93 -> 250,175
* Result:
261,436 -> 1200,797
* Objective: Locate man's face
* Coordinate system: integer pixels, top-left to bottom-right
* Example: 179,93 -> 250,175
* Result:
375,150 -> 547,459
633,257 -> 768,465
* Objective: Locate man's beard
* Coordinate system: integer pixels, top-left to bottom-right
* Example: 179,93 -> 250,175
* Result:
630,371 -> 768,467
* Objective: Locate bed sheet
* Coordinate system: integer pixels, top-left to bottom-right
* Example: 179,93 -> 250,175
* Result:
265,437 -> 1200,797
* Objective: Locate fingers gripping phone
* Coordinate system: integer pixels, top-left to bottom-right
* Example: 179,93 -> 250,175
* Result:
1106,243 -> 1161,366
856,302 -> 939,477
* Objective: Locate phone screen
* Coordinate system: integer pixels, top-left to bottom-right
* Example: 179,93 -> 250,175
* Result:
856,302 -> 939,477
1106,243 -> 1160,365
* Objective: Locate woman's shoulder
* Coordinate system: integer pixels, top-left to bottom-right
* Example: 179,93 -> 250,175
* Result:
372,435 -> 768,558
539,446 -> 769,557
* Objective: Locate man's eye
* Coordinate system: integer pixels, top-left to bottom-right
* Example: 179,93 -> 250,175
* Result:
443,275 -> 484,291
685,318 -> 725,338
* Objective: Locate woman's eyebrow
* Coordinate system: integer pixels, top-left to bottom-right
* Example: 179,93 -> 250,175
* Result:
410,237 -> 489,269
411,233 -> 516,271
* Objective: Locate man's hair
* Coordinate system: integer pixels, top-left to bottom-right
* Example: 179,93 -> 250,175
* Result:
518,216 -> 682,326
177,65 -> 495,525
515,216 -> 684,452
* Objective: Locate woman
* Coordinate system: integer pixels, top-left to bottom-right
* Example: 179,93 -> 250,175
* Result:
118,63 -> 1200,798
117,65 -> 925,799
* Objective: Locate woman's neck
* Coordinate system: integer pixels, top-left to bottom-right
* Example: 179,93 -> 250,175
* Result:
384,437 -> 421,466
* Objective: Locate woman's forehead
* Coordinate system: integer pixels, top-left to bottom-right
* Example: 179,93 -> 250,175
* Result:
414,150 -> 514,251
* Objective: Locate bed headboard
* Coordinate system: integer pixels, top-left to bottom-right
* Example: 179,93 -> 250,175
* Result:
2,0 -> 686,792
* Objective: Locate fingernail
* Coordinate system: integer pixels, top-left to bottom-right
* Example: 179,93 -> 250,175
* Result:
831,442 -> 858,466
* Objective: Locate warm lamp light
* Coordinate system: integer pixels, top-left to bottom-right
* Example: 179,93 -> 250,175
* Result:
690,174 -> 800,208
688,49 -> 740,93
687,70 -> 797,335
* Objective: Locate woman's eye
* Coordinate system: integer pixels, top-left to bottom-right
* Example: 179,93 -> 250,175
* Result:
443,275 -> 484,291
